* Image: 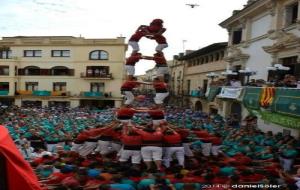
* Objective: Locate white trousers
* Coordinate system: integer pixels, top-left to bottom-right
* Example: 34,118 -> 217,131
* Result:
119,149 -> 142,164
154,92 -> 169,104
96,140 -> 112,155
183,143 -> 194,157
163,147 -> 185,168
71,143 -> 83,152
79,142 -> 97,156
124,91 -> 135,105
141,146 -> 162,161
128,41 -> 140,52
201,143 -> 212,157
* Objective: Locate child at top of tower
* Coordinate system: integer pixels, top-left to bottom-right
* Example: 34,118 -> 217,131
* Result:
128,19 -> 168,53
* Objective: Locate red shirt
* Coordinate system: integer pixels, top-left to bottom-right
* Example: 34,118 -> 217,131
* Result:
121,133 -> 142,146
86,128 -> 104,138
240,174 -> 264,182
153,82 -> 168,92
126,54 -> 142,66
154,35 -> 167,44
111,130 -> 122,140
147,24 -> 164,33
116,108 -> 136,118
207,137 -> 222,145
163,132 -> 182,145
129,31 -> 145,42
46,173 -> 74,184
176,129 -> 190,139
153,54 -> 167,66
193,130 -> 211,138
76,133 -> 89,141
121,81 -> 140,91
148,110 -> 165,120
134,128 -> 163,143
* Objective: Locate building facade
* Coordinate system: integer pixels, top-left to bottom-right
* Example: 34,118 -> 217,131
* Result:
169,43 -> 228,112
0,36 -> 126,108
220,0 -> 300,136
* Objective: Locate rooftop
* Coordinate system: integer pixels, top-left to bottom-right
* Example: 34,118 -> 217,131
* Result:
178,42 -> 227,60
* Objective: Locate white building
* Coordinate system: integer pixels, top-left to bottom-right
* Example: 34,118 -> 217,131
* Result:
220,0 -> 300,137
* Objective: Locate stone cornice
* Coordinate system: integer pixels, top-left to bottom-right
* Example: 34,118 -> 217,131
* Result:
264,30 -> 300,53
220,0 -> 273,28
224,46 -> 250,63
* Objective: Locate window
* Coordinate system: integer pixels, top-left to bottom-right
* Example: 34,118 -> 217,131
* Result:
0,82 -> 9,91
0,66 -> 9,75
282,56 -> 300,79
0,50 -> 12,59
285,2 -> 299,26
86,66 -> 109,77
232,29 -> 243,45
89,50 -> 108,60
203,80 -> 208,94
51,50 -> 70,57
215,53 -> 220,61
24,50 -> 42,57
187,80 -> 191,95
90,83 -> 105,92
25,82 -> 38,91
53,82 -> 67,91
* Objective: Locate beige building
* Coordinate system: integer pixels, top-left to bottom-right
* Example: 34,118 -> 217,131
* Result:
169,43 -> 228,112
0,36 -> 126,108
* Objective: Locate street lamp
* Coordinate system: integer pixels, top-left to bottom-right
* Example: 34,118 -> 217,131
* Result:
206,72 -> 219,81
267,64 -> 290,83
239,68 -> 257,84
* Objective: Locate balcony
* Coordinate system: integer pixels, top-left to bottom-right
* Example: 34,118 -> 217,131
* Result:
80,91 -> 113,98
51,91 -> 70,96
16,90 -> 70,97
81,91 -> 103,97
18,67 -> 75,76
0,91 -> 9,96
80,72 -> 113,80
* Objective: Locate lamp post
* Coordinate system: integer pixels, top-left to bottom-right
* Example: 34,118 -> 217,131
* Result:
267,64 -> 290,84
239,68 -> 257,84
221,69 -> 238,86
206,72 -> 219,81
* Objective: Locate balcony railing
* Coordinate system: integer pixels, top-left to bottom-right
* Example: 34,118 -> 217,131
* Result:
51,91 -> 70,96
80,72 -> 113,79
16,90 -> 70,96
18,69 -> 75,76
80,91 -> 113,98
0,91 -> 9,96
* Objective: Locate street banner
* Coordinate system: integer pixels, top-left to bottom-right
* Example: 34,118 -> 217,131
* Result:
242,87 -> 262,110
248,109 -> 300,130
217,87 -> 243,99
206,86 -> 221,102
271,88 -> 300,117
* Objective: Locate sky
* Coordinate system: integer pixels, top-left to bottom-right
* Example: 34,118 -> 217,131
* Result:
0,0 -> 248,75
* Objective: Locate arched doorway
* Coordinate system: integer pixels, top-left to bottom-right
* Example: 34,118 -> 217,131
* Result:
230,102 -> 242,121
195,101 -> 202,111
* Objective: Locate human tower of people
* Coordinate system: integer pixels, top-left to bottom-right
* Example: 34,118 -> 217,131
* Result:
71,19 -> 190,171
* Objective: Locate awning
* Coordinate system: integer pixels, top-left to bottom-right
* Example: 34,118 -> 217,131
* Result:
271,88 -> 300,117
206,86 -> 221,102
242,87 -> 261,110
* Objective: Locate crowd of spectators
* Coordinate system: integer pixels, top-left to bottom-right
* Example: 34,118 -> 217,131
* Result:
0,105 -> 299,190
